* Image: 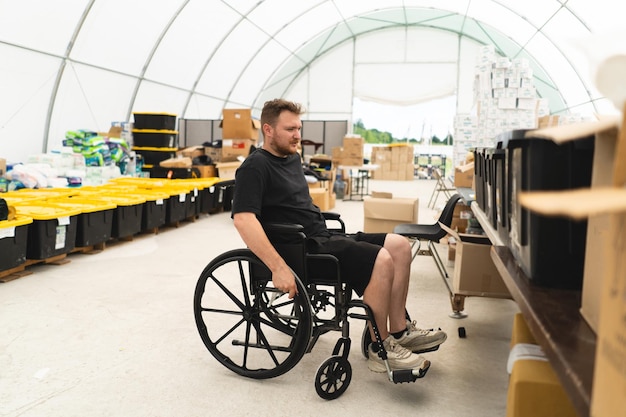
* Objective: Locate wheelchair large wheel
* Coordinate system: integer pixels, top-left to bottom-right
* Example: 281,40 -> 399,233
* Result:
194,249 -> 313,379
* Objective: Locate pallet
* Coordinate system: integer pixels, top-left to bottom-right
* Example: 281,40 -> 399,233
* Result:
0,253 -> 70,283
71,242 -> 106,255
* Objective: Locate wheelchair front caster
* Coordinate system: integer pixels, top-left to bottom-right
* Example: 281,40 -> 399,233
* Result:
315,356 -> 352,400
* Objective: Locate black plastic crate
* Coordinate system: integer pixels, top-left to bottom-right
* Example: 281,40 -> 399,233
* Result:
473,148 -> 487,211
199,185 -> 217,214
493,130 -> 529,247
133,113 -> 177,130
212,180 -> 235,213
132,147 -> 177,166
507,134 -> 595,289
49,200 -> 116,247
141,199 -> 166,231
186,188 -> 199,219
147,166 -> 201,179
483,148 -> 498,228
132,129 -> 178,148
0,217 -> 31,271
75,209 -> 114,246
165,191 -> 191,224
111,204 -> 144,239
26,216 -> 78,259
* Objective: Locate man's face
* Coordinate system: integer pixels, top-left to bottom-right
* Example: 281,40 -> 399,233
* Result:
265,111 -> 302,157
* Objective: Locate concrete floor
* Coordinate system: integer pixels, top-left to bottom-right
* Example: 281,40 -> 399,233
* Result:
0,178 -> 519,417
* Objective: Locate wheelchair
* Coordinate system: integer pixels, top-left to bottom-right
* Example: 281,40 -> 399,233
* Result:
193,212 -> 430,400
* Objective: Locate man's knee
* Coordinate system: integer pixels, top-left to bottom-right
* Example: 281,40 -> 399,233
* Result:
372,248 -> 394,279
385,233 -> 411,258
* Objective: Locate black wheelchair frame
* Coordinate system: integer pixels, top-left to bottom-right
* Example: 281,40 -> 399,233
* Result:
193,213 -> 429,400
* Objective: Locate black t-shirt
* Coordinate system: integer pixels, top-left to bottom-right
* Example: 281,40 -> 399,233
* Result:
231,149 -> 328,237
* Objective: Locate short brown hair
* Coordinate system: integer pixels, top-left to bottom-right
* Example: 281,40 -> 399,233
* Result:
260,99 -> 304,128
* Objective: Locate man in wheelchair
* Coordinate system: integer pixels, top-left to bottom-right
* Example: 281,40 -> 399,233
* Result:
231,99 -> 447,375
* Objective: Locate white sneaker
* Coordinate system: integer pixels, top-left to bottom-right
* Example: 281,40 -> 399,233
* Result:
367,336 -> 430,373
395,320 -> 448,352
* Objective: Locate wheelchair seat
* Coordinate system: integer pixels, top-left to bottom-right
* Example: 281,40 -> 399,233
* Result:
193,212 -> 429,400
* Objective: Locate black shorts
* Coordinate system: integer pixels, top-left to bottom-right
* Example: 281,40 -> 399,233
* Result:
306,232 -> 387,296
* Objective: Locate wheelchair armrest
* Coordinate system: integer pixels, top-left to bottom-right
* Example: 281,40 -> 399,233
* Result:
321,212 -> 341,221
262,222 -> 306,245
322,212 -> 346,234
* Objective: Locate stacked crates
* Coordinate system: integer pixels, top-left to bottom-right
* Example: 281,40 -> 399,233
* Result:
131,113 -> 178,171
12,204 -> 80,259
0,215 -> 33,272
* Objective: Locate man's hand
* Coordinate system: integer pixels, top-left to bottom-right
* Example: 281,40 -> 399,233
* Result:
272,264 -> 298,299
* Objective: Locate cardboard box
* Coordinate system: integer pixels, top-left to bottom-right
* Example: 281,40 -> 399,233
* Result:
331,147 -> 363,166
363,196 -> 418,233
193,165 -> 217,178
215,161 -> 241,180
537,115 -> 560,128
342,136 -> 364,158
371,191 -> 393,199
204,139 -> 256,163
516,115 -> 626,417
160,157 -> 192,168
441,223 -> 510,297
506,360 -> 577,417
451,202 -> 472,233
221,109 -> 261,140
178,146 -> 204,159
454,162 -> 474,188
204,146 -> 222,163
0,157 -> 6,177
309,188 -> 330,211
221,138 -> 256,161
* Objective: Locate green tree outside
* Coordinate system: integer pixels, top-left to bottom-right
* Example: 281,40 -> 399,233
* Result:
353,119 -> 453,145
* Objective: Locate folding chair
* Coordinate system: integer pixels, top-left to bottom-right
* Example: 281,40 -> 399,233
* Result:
427,168 -> 456,209
393,194 -> 466,317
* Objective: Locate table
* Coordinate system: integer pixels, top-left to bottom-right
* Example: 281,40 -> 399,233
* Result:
337,164 -> 379,201
472,203 -> 595,417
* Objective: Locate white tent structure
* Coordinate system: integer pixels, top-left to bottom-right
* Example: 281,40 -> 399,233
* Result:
0,0 -> 623,163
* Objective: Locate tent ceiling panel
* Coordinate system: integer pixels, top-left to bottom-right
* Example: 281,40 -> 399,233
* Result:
484,0 -> 562,28
355,63 -> 457,106
144,1 -> 240,89
0,0 -> 622,164
194,19 -> 268,101
568,0 -> 623,32
48,64 -> 137,151
132,81 -> 189,117
0,0 -> 87,56
184,94 -> 227,120
227,41 -> 288,106
306,42 -> 354,113
70,1 -> 180,76
0,44 -> 60,157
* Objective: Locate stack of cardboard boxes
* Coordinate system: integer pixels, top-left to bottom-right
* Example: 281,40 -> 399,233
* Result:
174,109 -> 259,180
308,168 -> 336,211
211,109 -> 260,180
331,135 -> 364,166
370,144 -> 414,181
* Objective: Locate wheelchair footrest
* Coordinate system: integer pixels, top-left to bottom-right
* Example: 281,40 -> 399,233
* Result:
390,362 -> 431,384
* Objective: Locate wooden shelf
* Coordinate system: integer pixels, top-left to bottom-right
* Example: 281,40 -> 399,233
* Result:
491,245 -> 596,417
467,201 -> 596,416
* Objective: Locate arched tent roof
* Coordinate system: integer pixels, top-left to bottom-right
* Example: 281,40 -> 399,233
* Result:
0,0 -> 623,163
